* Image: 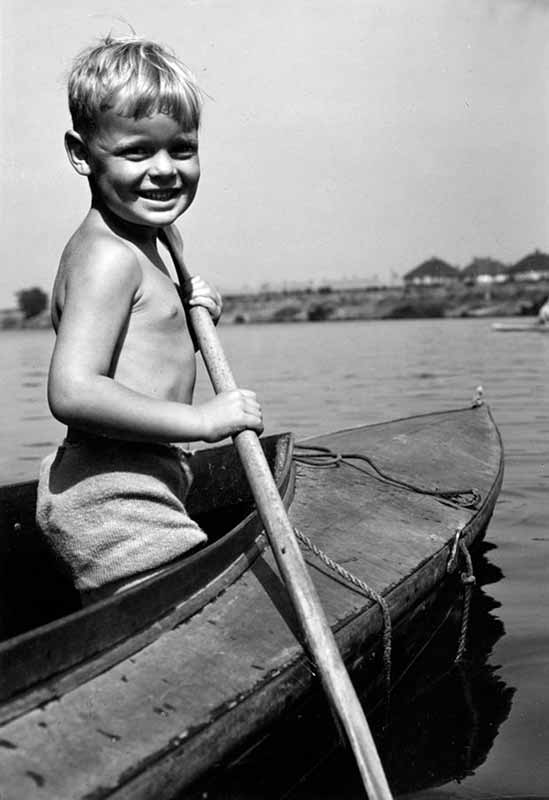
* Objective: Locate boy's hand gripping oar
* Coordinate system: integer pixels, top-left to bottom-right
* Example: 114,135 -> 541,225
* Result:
162,225 -> 393,800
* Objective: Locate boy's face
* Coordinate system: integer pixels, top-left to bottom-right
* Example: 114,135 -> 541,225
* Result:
83,109 -> 200,230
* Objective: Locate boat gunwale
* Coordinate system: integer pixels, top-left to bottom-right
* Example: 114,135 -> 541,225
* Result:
299,401 -> 497,445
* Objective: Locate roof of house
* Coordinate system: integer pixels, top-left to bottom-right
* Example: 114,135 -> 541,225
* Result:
508,250 -> 549,275
461,257 -> 506,277
403,257 -> 460,281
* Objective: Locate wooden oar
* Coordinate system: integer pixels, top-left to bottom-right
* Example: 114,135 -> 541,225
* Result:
162,224 -> 393,800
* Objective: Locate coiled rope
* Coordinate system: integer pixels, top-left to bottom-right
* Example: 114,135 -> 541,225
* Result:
293,443 -> 481,510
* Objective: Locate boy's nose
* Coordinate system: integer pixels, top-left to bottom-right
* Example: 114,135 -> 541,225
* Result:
149,151 -> 176,177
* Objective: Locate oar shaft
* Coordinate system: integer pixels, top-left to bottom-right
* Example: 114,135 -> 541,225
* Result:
164,227 -> 393,799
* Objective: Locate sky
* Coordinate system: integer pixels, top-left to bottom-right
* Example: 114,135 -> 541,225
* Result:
1,0 -> 548,306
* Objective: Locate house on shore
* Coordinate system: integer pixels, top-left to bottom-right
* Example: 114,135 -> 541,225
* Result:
403,257 -> 460,287
461,257 -> 507,285
507,250 -> 549,282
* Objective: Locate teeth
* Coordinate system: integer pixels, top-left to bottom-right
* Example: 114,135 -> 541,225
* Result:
141,190 -> 177,201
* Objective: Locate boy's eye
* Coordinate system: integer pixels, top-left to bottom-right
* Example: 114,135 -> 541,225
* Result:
171,144 -> 198,159
121,148 -> 149,161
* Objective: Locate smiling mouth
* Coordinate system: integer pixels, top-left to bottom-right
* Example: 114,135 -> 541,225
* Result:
139,189 -> 180,202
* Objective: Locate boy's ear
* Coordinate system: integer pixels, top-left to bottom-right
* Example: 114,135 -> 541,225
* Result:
64,130 -> 92,176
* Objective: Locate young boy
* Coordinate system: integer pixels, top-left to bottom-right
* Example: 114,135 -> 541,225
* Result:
36,35 -> 263,604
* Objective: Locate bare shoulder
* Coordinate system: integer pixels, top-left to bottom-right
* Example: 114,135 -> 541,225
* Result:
64,227 -> 142,289
53,226 -> 143,320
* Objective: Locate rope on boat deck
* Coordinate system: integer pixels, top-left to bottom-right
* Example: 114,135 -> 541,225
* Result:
293,444 -> 481,510
292,442 -> 482,686
294,526 -> 392,697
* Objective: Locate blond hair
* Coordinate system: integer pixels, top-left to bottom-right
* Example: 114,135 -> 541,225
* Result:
68,35 -> 203,138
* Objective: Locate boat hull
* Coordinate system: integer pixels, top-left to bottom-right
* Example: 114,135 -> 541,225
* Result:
0,405 -> 503,799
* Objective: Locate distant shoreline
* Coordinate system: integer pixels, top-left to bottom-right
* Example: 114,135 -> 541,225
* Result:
222,279 -> 549,324
2,280 -> 548,330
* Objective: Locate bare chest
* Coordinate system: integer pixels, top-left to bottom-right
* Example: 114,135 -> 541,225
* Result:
132,267 -> 188,336
117,271 -> 195,401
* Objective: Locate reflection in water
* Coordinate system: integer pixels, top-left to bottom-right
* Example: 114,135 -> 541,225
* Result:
188,543 -> 514,800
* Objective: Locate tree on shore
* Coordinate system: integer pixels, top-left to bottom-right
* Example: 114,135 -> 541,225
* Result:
16,287 -> 48,319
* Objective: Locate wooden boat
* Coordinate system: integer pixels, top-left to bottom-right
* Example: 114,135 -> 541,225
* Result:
0,403 -> 503,799
492,320 -> 549,332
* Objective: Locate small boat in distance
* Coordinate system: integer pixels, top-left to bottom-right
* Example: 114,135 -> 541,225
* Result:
492,320 -> 549,333
0,403 -> 504,799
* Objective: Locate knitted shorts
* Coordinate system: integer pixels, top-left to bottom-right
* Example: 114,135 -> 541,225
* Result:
36,436 -> 207,596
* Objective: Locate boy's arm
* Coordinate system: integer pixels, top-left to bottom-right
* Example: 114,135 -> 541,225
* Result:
48,240 -> 260,443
